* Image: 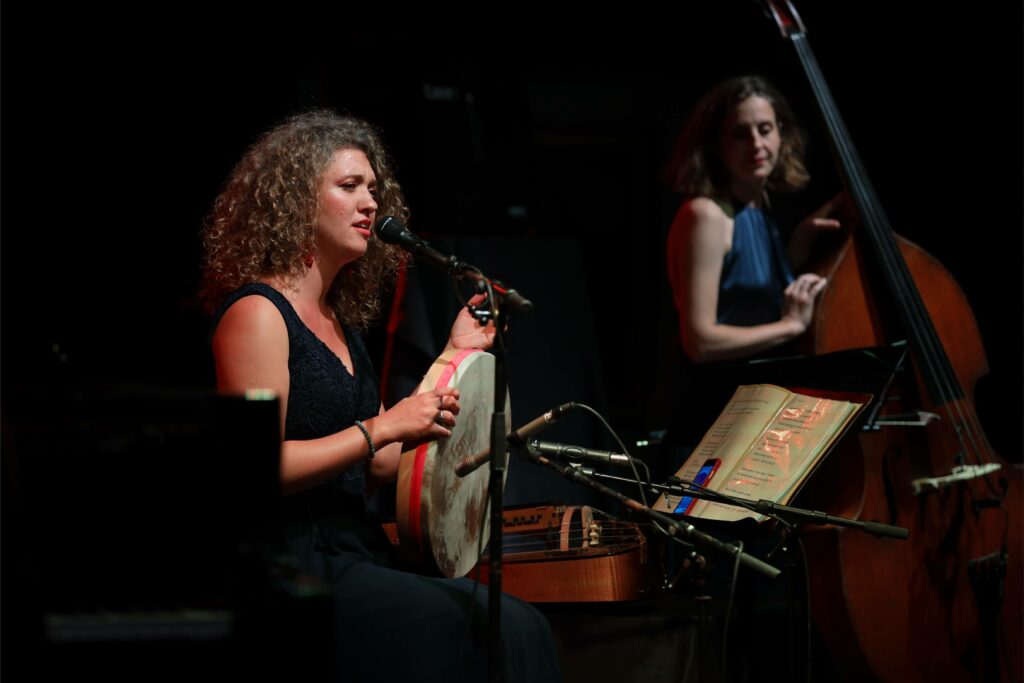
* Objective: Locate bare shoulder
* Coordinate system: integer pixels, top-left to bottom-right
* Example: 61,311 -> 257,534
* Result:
669,197 -> 730,250
212,295 -> 289,365
212,294 -> 290,393
680,197 -> 728,227
214,295 -> 286,343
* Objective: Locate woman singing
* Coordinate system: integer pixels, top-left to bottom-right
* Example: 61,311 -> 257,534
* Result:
201,110 -> 559,682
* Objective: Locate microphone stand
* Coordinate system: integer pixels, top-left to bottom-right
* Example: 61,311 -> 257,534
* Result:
654,479 -> 910,541
657,476 -> 905,682
518,444 -> 782,580
568,464 -> 908,681
485,298 -> 508,683
378,218 -> 531,682
526,432 -> 910,537
448,268 -> 527,683
562,468 -> 908,540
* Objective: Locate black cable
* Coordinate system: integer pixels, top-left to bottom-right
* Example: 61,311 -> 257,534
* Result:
720,539 -> 744,683
797,535 -> 812,683
558,402 -> 796,554
572,403 -> 650,507
569,401 -> 699,557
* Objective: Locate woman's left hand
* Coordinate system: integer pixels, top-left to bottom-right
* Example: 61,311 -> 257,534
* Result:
795,192 -> 844,235
789,191 -> 845,268
447,294 -> 496,351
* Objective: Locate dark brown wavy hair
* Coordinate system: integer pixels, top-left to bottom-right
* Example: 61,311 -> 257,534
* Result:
200,110 -> 408,328
666,76 -> 810,199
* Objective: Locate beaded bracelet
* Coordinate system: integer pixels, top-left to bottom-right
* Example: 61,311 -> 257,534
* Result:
354,420 -> 376,459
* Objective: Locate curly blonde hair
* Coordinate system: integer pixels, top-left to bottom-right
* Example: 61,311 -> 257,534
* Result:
200,110 -> 408,328
667,76 -> 810,200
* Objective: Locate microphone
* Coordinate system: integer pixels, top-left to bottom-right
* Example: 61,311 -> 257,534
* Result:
375,216 -> 457,273
507,402 -> 575,446
528,440 -> 634,466
454,402 -> 576,477
375,216 -> 533,311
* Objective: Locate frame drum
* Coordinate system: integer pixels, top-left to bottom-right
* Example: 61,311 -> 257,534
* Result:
396,348 -> 510,578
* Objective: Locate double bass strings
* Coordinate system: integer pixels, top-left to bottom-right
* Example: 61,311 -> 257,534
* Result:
792,33 -> 1000,497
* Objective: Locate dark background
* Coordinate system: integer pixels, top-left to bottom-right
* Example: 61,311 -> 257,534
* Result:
4,4 -> 1021,458
1,5 -> 1021,680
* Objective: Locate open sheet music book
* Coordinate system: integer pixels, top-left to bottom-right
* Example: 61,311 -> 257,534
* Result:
653,384 -> 869,522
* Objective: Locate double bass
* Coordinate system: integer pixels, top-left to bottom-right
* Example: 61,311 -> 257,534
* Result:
761,3 -> 1023,681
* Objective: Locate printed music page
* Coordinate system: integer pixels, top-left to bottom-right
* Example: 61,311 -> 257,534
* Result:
654,385 -> 864,522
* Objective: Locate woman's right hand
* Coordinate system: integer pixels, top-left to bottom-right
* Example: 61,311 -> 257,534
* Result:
781,273 -> 828,333
369,387 -> 461,446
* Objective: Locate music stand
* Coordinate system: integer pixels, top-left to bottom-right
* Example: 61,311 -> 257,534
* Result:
654,342 -> 911,681
709,341 -> 910,427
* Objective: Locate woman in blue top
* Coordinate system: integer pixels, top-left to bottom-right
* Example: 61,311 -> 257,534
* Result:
666,76 -> 838,362
661,78 -> 843,681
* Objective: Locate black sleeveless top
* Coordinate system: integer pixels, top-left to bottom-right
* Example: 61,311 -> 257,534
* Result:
213,283 -> 384,554
213,284 -> 562,683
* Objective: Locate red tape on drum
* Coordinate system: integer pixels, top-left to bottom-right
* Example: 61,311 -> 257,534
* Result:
395,348 -> 510,578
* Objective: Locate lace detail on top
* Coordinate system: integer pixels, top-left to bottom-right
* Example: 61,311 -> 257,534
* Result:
213,283 -> 380,500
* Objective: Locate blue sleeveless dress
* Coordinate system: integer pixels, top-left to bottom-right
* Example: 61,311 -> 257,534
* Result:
716,205 -> 794,326
663,204 -> 798,451
214,283 -> 560,683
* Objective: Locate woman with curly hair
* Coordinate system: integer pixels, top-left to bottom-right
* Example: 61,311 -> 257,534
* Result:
666,75 -> 838,363
203,110 -> 559,681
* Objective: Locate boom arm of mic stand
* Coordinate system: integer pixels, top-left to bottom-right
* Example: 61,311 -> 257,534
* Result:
521,447 -> 781,580
753,500 -> 909,540
458,268 -> 533,313
658,481 -> 910,541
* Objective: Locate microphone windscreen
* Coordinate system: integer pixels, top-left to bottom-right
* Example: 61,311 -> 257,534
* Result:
374,216 -> 406,244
